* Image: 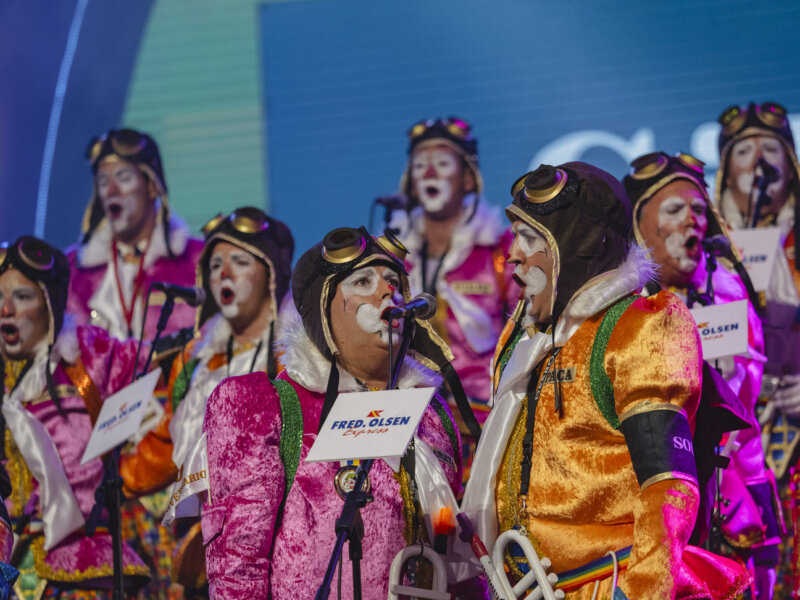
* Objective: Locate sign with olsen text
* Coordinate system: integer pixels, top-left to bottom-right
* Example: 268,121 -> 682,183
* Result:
690,300 -> 748,361
729,227 -> 781,292
306,387 -> 435,472
81,369 -> 161,465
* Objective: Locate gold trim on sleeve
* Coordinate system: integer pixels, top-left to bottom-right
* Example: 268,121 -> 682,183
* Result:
640,471 -> 697,491
619,401 -> 686,424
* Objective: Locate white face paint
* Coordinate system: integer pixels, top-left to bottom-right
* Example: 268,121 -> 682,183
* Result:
209,248 -> 259,320
657,195 -> 707,274
411,147 -> 461,213
340,267 -> 401,345
514,264 -> 548,299
729,136 -> 790,197
0,270 -> 49,360
96,160 -> 153,241
515,223 -> 549,258
510,222 -> 554,321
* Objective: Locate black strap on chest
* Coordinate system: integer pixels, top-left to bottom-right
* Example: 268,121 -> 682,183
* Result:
519,347 -> 561,496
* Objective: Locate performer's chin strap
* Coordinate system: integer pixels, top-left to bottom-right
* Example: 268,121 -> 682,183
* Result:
318,361 -> 340,433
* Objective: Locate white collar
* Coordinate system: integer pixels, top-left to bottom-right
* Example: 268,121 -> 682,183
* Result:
77,212 -> 191,269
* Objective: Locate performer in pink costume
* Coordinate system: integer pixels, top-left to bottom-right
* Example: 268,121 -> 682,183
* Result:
392,118 -> 518,423
66,129 -> 203,341
0,236 -> 149,598
624,152 -> 782,599
119,207 -> 293,592
202,227 -> 484,599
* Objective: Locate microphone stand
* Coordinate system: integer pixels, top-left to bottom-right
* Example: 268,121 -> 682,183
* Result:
85,289 -> 176,600
704,248 -> 717,307
751,174 -> 773,228
315,317 -> 416,600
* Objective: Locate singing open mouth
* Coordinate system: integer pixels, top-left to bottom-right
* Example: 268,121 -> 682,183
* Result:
685,234 -> 700,255
425,185 -> 440,198
107,203 -> 123,219
0,324 -> 20,345
220,286 -> 235,305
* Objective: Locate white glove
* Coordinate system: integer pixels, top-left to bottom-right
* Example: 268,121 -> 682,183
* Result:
773,374 -> 800,418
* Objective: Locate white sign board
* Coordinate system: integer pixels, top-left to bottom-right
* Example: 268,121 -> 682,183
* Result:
80,369 -> 161,465
690,300 -> 749,361
729,227 -> 781,292
306,387 -> 434,472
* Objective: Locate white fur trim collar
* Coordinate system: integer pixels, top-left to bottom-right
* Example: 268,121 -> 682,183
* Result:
195,313 -> 274,361
721,189 -> 795,235
275,306 -> 441,393
390,194 -> 502,264
77,212 -> 191,269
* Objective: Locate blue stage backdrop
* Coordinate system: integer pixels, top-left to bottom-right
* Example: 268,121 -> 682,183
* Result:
259,0 -> 800,257
3,0 -> 800,256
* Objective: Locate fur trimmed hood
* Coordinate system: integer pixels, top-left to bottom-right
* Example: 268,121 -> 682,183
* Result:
276,304 -> 441,394
77,210 -> 191,269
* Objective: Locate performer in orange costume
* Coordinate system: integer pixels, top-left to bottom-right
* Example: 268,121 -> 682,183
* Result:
458,162 -> 750,598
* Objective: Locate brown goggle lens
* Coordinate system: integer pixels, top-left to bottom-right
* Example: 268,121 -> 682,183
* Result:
629,152 -> 669,179
756,102 -> 788,129
17,239 -> 55,272
322,227 -> 368,264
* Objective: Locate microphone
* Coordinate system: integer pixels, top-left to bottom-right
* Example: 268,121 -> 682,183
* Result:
755,157 -> 781,184
373,194 -> 408,211
700,234 -> 732,257
381,293 -> 437,321
151,282 -> 206,307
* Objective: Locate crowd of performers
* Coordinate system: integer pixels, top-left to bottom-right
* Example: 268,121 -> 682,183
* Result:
0,101 -> 797,600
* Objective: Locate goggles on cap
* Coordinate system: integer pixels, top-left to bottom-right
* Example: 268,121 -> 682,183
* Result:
511,167 -> 569,204
408,116 -> 473,142
718,102 -> 789,136
628,151 -> 705,180
317,227 -> 407,268
0,238 -> 57,274
202,207 -> 271,239
87,129 -> 151,167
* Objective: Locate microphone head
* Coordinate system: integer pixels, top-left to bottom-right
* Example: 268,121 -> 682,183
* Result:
700,234 -> 731,257
374,195 -> 408,210
756,157 -> 781,183
189,287 -> 206,307
414,293 -> 437,320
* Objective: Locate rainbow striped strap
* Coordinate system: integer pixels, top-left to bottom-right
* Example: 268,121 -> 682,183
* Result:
554,545 -> 632,592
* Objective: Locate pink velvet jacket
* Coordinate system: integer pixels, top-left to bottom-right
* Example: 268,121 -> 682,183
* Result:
394,198 -> 520,412
66,217 -> 203,340
201,367 -> 464,600
3,324 -> 148,588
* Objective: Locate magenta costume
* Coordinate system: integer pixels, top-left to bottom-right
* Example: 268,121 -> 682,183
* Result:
646,257 -> 777,552
201,314 -> 463,599
391,196 -> 518,413
3,321 -> 149,589
65,215 -> 203,340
